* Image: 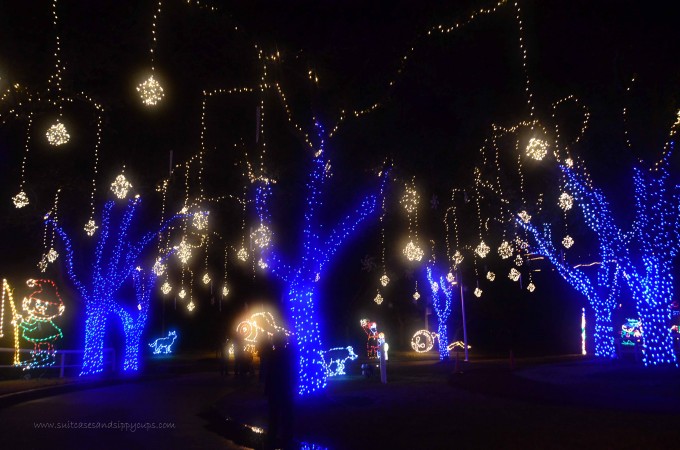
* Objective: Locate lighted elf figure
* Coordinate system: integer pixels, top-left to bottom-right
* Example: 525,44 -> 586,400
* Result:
360,319 -> 379,358
15,279 -> 65,369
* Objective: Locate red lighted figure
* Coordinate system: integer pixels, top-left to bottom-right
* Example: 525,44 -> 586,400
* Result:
360,319 -> 379,358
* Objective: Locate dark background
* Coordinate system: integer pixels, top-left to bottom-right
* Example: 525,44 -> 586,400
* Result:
0,0 -> 678,365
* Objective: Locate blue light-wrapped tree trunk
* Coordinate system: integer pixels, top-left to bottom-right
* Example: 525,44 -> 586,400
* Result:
255,123 -> 387,395
426,265 -> 454,360
49,198 -> 184,375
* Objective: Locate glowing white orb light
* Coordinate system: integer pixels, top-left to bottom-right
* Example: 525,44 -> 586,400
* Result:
12,191 -> 29,208
509,268 -> 521,282
475,240 -> 490,259
518,210 -> 531,223
403,241 -> 424,261
237,247 -> 248,262
380,274 -> 390,287
474,287 -> 482,298
46,121 -> 70,146
374,292 -> 383,305
110,174 -> 132,199
486,271 -> 495,281
202,273 -> 211,285
137,75 -> 164,106
527,282 -> 536,293
498,241 -> 513,259
526,138 -> 548,160
562,235 -> 574,249
558,193 -> 574,211
161,282 -> 171,295
84,219 -> 98,236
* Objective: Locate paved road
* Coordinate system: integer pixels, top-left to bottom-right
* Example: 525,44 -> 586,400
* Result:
0,372 -> 249,450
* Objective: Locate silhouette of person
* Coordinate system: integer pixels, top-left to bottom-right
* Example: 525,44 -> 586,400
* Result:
265,332 -> 295,449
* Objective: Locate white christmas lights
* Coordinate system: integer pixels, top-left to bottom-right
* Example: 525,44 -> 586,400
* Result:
403,241 -> 424,261
250,224 -> 272,248
475,240 -> 490,258
527,282 -> 536,292
562,235 -> 574,249
237,247 -> 248,262
486,271 -> 495,281
202,273 -> 210,285
509,268 -> 521,281
110,174 -> 132,199
12,191 -> 29,208
83,219 -> 98,236
518,210 -> 531,223
380,274 -> 390,287
474,287 -> 482,298
498,240 -> 513,259
526,138 -> 548,160
137,75 -> 164,106
161,281 -> 171,295
46,121 -> 69,146
374,291 -> 383,305
558,192 -> 574,211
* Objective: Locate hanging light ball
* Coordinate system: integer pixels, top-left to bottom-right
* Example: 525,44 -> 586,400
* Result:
452,250 -> 464,267
474,287 -> 483,298
374,292 -> 383,305
187,301 -> 195,311
498,241 -> 513,259
486,271 -> 495,281
193,211 -> 209,231
400,185 -> 419,213
222,285 -> 230,297
84,219 -> 98,236
558,193 -> 574,211
12,191 -> 29,208
515,254 -> 523,266
161,282 -> 172,295
202,273 -> 211,285
403,241 -> 424,261
46,121 -> 70,146
137,75 -> 164,106
380,274 -> 390,287
527,282 -> 536,292
46,248 -> 59,263
475,240 -> 490,259
526,138 -> 548,160
110,174 -> 132,199
176,239 -> 192,264
562,235 -> 574,249
251,224 -> 272,248
152,258 -> 166,276
178,288 -> 187,299
509,268 -> 521,281
413,291 -> 420,301
258,258 -> 268,269
237,247 -> 249,262
446,272 -> 455,283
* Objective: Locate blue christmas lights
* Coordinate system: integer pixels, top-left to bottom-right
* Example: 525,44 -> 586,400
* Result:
255,122 -> 388,395
425,266 -> 454,360
318,346 -> 358,377
619,147 -> 679,367
49,198 -> 185,375
149,330 -> 178,354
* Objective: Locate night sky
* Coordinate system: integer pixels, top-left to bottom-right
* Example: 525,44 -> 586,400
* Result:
0,1 -> 678,357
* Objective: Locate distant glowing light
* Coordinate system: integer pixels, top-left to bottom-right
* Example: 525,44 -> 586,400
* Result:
161,282 -> 171,295
176,239 -> 192,264
84,219 -> 98,236
192,211 -> 208,230
380,274 -> 390,287
12,191 -> 29,208
446,272 -> 455,283
403,241 -> 424,261
526,138 -> 548,160
187,301 -> 195,311
110,174 -> 132,199
559,192 -> 574,211
374,292 -> 383,305
498,241 -> 513,259
431,281 -> 439,293
400,185 -> 419,213
237,247 -> 248,262
137,75 -> 164,106
152,258 -> 166,276
562,235 -> 574,249
413,290 -> 420,301
527,282 -> 536,292
178,288 -> 186,299
473,287 -> 482,298
251,224 -> 272,248
202,273 -> 211,285
258,258 -> 268,270
46,248 -> 59,263
475,240 -> 490,258
46,121 -> 70,146
222,285 -> 229,297
486,271 -> 495,281
509,268 -> 521,281
564,158 -> 574,168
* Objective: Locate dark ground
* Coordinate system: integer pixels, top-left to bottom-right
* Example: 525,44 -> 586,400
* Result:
1,352 -> 678,450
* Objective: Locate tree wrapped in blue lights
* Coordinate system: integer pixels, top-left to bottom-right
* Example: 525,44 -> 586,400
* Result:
620,148 -> 679,367
255,123 -> 387,395
425,265 -> 454,360
49,197 -> 184,374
